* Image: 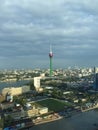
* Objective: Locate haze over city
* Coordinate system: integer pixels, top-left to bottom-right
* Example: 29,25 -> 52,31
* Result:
0,0 -> 98,69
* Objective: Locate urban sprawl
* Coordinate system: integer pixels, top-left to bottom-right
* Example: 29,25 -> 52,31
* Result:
0,67 -> 98,130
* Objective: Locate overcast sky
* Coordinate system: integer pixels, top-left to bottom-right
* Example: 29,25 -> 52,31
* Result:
0,0 -> 98,69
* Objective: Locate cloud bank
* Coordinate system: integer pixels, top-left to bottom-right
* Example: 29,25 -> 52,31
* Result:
0,0 -> 98,69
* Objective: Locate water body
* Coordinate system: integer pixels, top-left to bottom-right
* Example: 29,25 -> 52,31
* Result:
32,110 -> 98,130
0,80 -> 30,92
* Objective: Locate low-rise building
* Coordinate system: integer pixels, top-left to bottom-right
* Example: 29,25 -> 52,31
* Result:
39,107 -> 48,115
27,109 -> 39,117
2,85 -> 30,96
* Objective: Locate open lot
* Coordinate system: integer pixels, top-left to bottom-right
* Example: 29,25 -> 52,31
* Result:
33,98 -> 71,112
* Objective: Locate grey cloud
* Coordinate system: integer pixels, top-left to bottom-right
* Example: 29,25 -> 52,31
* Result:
0,0 -> 98,68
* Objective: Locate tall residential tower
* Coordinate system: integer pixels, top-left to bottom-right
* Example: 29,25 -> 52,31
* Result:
93,67 -> 98,90
49,45 -> 53,77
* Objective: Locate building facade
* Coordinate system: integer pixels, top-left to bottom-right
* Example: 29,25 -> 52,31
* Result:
34,77 -> 41,91
2,85 -> 30,96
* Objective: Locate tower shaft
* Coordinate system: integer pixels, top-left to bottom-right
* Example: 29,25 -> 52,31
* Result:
50,57 -> 52,77
49,45 -> 53,77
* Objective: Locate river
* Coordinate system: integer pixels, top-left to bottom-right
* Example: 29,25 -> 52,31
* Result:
0,80 -> 30,92
31,110 -> 98,130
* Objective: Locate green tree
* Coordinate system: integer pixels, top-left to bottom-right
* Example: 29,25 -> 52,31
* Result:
0,118 -> 4,129
20,98 -> 27,106
28,80 -> 35,90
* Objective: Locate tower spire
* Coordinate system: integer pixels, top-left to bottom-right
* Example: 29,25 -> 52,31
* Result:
50,44 -> 52,53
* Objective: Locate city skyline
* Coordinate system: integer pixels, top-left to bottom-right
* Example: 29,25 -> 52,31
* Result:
0,0 -> 98,69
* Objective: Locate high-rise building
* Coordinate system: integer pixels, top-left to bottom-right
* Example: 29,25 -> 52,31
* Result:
95,73 -> 98,90
93,67 -> 98,90
34,77 -> 43,92
49,45 -> 53,77
93,67 -> 96,89
94,67 -> 96,74
34,77 -> 41,91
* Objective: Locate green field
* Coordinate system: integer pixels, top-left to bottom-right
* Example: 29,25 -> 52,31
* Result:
35,98 -> 71,112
